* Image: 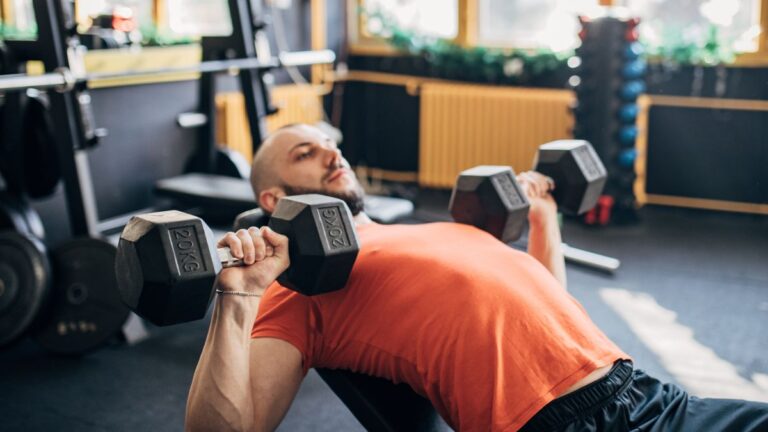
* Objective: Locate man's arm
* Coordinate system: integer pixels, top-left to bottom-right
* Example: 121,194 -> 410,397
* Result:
185,227 -> 303,432
517,172 -> 567,289
527,206 -> 566,289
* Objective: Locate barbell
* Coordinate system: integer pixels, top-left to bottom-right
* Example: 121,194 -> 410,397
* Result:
0,49 -> 335,93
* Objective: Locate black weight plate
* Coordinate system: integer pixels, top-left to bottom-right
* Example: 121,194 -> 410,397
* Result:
31,238 -> 129,355
0,230 -> 50,346
22,93 -> 60,199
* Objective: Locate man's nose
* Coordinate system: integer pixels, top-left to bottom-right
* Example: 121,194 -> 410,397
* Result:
323,146 -> 342,168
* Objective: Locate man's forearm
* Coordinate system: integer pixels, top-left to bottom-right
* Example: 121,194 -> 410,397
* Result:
186,293 -> 261,432
527,218 -> 567,289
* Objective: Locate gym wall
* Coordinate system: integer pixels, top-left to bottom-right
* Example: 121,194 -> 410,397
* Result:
332,54 -> 572,182
640,66 -> 768,213
331,55 -> 768,213
31,80 -> 199,246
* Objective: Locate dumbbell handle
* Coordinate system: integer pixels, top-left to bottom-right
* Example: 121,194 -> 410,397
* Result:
217,247 -> 275,268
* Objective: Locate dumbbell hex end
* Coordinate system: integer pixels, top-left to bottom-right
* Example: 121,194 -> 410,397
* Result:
115,211 -> 220,326
269,194 -> 360,295
535,140 -> 607,215
450,166 -> 530,243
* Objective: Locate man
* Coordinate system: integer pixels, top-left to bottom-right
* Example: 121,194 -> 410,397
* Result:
186,124 -> 768,431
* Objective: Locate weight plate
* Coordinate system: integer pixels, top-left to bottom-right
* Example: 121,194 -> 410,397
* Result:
0,230 -> 50,346
22,93 -> 60,199
31,238 -> 129,355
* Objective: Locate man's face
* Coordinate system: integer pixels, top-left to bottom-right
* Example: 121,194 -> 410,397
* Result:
266,125 -> 365,214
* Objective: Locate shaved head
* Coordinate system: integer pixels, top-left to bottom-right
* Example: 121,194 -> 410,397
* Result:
249,123 -> 365,215
249,125 -> 297,202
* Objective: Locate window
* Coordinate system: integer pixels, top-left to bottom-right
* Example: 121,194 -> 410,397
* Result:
75,0 -> 154,33
477,0 -> 598,51
350,0 -> 460,52
350,0 -> 768,62
622,0 -> 762,53
363,0 -> 458,39
0,0 -> 37,38
164,0 -> 232,36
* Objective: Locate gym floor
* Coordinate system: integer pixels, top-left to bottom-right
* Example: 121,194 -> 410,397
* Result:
2,190 -> 766,431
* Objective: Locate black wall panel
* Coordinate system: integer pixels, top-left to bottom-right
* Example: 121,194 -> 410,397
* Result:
646,106 -> 767,204
87,81 -> 199,218
30,80 -> 199,245
647,65 -> 768,100
338,82 -> 420,173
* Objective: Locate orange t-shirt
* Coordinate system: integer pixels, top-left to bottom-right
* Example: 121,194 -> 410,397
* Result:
252,222 -> 628,431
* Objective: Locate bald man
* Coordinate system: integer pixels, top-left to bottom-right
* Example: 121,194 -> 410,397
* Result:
185,124 -> 768,431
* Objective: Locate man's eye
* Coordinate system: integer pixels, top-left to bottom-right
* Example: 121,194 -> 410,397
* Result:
297,150 -> 313,160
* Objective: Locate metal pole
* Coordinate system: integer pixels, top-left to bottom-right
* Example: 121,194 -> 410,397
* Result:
0,49 -> 336,93
0,71 -> 68,92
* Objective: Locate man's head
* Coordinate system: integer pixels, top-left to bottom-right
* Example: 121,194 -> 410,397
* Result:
250,123 -> 366,215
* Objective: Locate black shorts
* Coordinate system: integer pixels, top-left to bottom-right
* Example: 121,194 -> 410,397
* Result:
520,360 -> 768,432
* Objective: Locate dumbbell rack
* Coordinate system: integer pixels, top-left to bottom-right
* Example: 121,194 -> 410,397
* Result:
571,11 -> 646,224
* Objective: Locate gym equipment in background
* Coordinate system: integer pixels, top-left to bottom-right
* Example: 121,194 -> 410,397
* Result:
153,0 -> 413,223
570,13 -> 646,223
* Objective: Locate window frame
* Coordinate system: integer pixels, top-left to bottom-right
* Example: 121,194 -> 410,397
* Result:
348,0 -> 476,55
348,0 -> 768,66
735,0 -> 768,65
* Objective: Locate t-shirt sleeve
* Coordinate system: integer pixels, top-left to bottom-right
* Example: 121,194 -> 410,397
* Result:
251,283 -> 316,375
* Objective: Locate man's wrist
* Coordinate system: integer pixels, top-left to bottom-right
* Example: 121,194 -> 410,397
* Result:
214,282 -> 267,312
529,212 -> 559,231
214,290 -> 263,326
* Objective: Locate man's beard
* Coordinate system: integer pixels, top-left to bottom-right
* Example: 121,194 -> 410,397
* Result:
280,181 -> 366,216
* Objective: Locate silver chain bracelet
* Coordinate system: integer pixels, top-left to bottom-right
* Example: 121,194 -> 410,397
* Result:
215,289 -> 262,297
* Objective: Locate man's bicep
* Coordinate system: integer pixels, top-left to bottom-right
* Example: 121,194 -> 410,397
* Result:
249,337 -> 305,431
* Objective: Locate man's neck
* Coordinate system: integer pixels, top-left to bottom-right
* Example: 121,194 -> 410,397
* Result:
354,212 -> 373,226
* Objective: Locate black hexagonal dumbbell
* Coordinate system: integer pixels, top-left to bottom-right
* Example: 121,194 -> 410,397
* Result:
449,166 -> 530,243
449,141 -> 608,242
534,140 -> 607,216
115,194 -> 359,326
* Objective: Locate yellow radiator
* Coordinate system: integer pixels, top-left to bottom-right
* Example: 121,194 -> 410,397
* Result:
418,83 -> 575,188
215,84 -> 324,163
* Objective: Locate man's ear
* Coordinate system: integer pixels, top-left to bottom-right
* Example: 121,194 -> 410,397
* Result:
259,187 -> 286,214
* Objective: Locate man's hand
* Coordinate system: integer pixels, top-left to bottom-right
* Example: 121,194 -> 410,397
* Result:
216,226 -> 290,294
516,171 -> 558,228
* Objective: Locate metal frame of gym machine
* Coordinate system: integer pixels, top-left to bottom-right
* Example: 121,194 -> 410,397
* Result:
152,0 -> 318,218
3,0 -> 102,238
188,0 -> 275,175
